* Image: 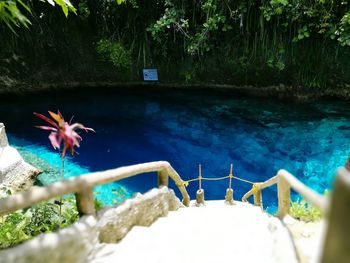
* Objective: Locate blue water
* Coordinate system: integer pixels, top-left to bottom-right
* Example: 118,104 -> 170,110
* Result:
1,88 -> 349,210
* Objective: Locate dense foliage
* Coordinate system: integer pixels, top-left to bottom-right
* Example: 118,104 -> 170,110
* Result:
0,187 -> 103,249
0,0 -> 76,34
0,0 -> 349,89
0,197 -> 78,249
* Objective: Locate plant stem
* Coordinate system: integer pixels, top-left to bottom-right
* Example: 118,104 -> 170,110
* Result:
59,155 -> 65,219
61,154 -> 65,181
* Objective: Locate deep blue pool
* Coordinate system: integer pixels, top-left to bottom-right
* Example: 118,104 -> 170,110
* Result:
1,88 -> 349,210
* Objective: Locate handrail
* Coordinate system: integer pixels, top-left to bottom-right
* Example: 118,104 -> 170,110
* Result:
0,122 -> 9,147
0,161 -> 190,216
321,167 -> 350,263
242,169 -> 329,218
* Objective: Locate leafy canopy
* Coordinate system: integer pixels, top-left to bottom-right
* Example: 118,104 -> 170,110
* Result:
0,0 -> 126,34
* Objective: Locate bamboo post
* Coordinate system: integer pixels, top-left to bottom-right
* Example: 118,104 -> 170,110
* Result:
276,176 -> 290,219
157,169 -> 169,188
196,164 -> 205,206
75,187 -> 95,216
225,189 -> 234,204
225,164 -> 234,205
253,187 -> 262,208
321,168 -> 350,263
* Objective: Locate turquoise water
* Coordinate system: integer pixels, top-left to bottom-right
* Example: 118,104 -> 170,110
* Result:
10,136 -> 132,205
1,89 -> 349,210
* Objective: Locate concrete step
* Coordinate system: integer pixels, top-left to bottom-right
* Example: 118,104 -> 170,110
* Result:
90,201 -> 298,263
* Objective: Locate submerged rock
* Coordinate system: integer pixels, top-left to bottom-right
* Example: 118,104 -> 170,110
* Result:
0,123 -> 41,191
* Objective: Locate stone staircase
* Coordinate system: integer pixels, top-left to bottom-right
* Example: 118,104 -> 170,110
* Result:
0,185 -> 325,263
91,201 -> 299,263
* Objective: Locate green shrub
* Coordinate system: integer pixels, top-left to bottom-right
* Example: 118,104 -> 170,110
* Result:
289,199 -> 322,222
0,196 -> 105,249
0,211 -> 31,249
0,199 -> 79,249
96,39 -> 132,71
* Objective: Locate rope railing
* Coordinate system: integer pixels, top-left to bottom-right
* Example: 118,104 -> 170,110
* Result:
183,166 -> 254,186
182,163 -> 255,206
0,161 -> 190,217
181,164 -> 329,219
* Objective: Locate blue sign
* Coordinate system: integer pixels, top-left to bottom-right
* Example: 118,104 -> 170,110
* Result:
143,69 -> 158,81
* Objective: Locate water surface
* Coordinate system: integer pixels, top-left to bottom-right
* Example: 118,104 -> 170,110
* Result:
1,88 -> 349,209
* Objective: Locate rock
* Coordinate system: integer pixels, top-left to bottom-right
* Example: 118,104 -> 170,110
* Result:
0,123 -> 41,192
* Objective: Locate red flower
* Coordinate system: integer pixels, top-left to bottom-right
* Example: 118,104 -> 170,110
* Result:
34,111 -> 94,157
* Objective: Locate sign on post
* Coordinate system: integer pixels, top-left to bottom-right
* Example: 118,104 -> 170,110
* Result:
143,69 -> 158,81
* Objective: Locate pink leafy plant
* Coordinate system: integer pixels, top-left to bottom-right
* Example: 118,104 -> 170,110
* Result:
34,110 -> 94,217
34,111 -> 94,158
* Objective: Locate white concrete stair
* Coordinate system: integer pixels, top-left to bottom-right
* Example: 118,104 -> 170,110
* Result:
91,201 -> 298,263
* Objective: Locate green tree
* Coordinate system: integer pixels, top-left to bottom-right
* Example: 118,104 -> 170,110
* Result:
0,0 -> 76,33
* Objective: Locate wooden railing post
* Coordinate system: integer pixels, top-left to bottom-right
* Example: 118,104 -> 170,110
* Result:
157,170 -> 169,188
276,176 -> 290,219
225,164 -> 234,205
196,164 -> 205,206
253,188 -> 262,208
321,168 -> 350,263
75,187 -> 95,216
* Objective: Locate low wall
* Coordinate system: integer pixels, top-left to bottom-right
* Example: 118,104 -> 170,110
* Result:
0,216 -> 98,263
0,187 -> 183,262
97,186 -> 183,243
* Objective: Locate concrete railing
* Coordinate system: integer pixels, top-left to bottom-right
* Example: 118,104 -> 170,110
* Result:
321,167 -> 350,263
0,123 -> 9,147
242,167 -> 350,263
242,169 -> 329,218
0,161 -> 190,216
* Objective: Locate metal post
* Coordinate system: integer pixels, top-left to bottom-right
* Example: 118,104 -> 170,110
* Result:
225,164 -> 234,205
196,164 -> 205,206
